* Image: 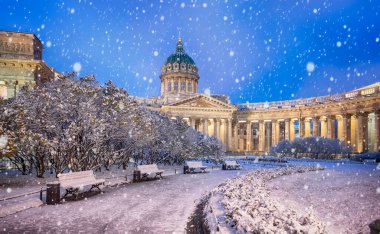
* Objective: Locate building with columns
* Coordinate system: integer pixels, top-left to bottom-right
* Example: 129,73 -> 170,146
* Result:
156,38 -> 380,154
0,30 -> 58,99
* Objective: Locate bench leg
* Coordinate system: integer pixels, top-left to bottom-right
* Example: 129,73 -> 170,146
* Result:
62,188 -> 79,200
155,173 -> 163,179
90,184 -> 102,192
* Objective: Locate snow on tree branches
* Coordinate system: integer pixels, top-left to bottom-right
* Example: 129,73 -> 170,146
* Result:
0,73 -> 223,177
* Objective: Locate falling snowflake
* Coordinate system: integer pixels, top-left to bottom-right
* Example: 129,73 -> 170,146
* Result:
204,88 -> 211,95
306,62 -> 315,73
153,51 -> 159,56
73,62 -> 82,72
336,41 -> 342,47
6,188 -> 12,193
46,41 -> 52,48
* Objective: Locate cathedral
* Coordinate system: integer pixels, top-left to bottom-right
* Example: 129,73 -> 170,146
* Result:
1,31 -> 379,154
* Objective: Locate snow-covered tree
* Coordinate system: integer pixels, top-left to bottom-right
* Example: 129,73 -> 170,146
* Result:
0,73 -> 221,177
272,137 -> 352,159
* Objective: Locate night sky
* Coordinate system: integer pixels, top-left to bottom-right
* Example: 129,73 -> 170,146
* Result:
1,0 -> 379,103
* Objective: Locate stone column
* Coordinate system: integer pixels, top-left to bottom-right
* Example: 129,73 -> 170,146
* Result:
246,121 -> 251,151
312,117 -> 319,137
320,117 -> 327,137
233,122 -> 239,151
350,115 -> 358,151
227,119 -> 232,151
374,110 -> 380,152
220,119 -> 226,146
340,114 -> 349,143
259,120 -> 265,152
209,119 -> 215,137
275,120 -> 281,144
363,114 -> 369,152
304,119 -> 311,137
190,118 -> 196,129
327,116 -> 335,139
199,118 -> 203,133
204,118 -> 209,135
290,119 -> 295,141
216,119 -> 220,140
299,118 -> 304,138
271,120 -> 277,146
357,113 -> 364,153
285,119 -> 290,141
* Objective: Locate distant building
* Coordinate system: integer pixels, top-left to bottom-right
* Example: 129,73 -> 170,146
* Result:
0,30 -> 59,99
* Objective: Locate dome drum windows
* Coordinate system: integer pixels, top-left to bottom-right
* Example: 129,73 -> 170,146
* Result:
160,38 -> 199,97
173,63 -> 179,70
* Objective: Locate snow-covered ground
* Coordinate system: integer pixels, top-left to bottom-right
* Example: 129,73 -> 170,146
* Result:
0,166 -> 254,233
1,161 -> 379,233
268,163 -> 380,233
203,161 -> 380,233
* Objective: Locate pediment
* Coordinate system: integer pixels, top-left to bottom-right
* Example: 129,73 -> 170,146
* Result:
166,94 -> 236,110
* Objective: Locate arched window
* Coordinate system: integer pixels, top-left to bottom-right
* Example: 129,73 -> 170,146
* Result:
174,82 -> 178,91
180,82 -> 185,91
187,82 -> 191,91
168,82 -> 172,92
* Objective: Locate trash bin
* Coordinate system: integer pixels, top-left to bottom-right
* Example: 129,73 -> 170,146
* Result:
183,165 -> 189,174
369,219 -> 380,234
133,170 -> 141,182
46,182 -> 60,205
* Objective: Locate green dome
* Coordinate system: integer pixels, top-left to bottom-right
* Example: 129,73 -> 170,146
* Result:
165,38 -> 196,65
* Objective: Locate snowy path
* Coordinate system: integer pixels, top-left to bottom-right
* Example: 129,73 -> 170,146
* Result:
0,168 -> 250,233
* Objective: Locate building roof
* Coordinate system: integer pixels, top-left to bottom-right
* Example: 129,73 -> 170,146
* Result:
165,37 -> 196,65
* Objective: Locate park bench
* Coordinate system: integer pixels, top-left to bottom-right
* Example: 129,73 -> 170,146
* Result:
134,164 -> 164,181
223,160 -> 242,170
57,170 -> 105,198
184,161 -> 207,174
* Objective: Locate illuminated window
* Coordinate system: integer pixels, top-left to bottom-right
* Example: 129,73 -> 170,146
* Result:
187,82 -> 191,91
168,82 -> 172,91
174,82 -> 178,91
180,82 -> 185,91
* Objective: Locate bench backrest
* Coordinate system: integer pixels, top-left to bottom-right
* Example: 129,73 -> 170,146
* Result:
225,160 -> 239,166
137,164 -> 159,174
57,170 -> 96,186
186,161 -> 204,167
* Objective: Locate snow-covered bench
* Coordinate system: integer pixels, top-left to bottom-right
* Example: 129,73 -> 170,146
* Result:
223,160 -> 242,170
184,161 -> 207,174
57,170 -> 105,199
135,164 -> 164,181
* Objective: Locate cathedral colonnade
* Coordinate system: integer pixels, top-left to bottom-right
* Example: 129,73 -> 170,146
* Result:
170,84 -> 380,154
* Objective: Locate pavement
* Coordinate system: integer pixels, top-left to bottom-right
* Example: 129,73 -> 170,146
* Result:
0,168 -> 251,233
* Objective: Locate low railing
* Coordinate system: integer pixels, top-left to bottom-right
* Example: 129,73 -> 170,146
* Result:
237,85 -> 379,111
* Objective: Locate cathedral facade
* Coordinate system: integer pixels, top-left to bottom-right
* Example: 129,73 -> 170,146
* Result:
158,38 -> 380,154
